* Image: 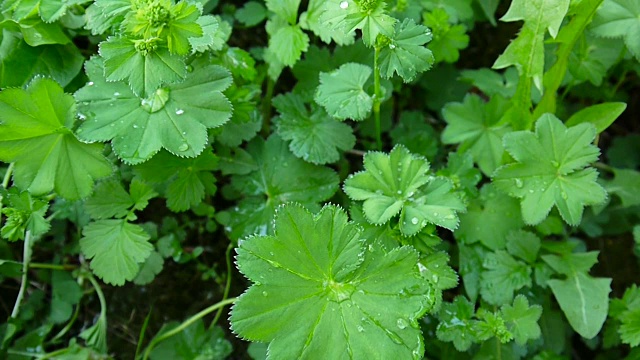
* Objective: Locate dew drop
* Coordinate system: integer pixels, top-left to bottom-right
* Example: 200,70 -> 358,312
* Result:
561,191 -> 568,199
175,109 -> 184,115
357,325 -> 364,332
87,81 -> 94,86
339,1 -> 349,9
397,190 -> 402,195
411,217 -> 418,225
178,143 -> 189,152
514,178 -> 524,188
262,291 -> 268,297
133,124 -> 139,129
433,212 -> 439,217
389,44 -> 396,50
113,92 -> 120,97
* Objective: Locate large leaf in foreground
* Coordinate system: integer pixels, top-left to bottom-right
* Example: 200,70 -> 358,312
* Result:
0,78 -> 112,200
231,204 -> 434,359
493,114 -> 607,225
76,57 -> 232,164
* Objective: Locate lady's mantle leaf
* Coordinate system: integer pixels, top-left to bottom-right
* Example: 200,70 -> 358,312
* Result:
493,114 -> 607,225
218,135 -> 339,240
378,18 -> 434,82
590,0 -> 640,59
0,78 -> 112,200
344,145 -> 465,236
99,37 -> 186,98
441,94 -> 512,176
80,219 -> 153,286
75,57 -> 232,164
319,0 -> 396,47
273,92 -> 355,164
231,204 -> 434,360
315,62 -> 373,121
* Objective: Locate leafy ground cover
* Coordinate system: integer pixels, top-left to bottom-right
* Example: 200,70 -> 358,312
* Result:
0,0 -> 639,359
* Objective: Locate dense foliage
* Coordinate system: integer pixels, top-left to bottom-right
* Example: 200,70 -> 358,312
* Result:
0,0 -> 639,358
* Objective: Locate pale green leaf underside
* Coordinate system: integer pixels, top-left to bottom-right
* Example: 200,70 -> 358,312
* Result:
76,57 -> 232,164
80,219 -> 153,285
231,204 -> 433,360
493,114 -> 606,225
0,78 -> 112,200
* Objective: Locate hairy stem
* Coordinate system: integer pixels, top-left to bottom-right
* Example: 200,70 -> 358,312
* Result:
11,230 -> 33,319
373,46 -> 382,150
142,297 -> 237,360
210,244 -> 233,328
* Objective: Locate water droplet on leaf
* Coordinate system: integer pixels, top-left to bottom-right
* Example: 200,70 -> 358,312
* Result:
175,109 -> 184,115
178,143 -> 189,152
411,217 -> 418,225
514,178 -> 524,188
339,1 -> 349,9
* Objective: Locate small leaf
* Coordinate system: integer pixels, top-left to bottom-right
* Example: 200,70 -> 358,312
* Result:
344,145 -> 464,235
315,62 -> 373,121
500,295 -> 542,345
493,114 -> 607,225
273,92 -> 355,164
436,296 -> 478,351
80,219 -> 153,285
319,0 -> 396,47
590,0 -> 640,59
378,18 -> 434,82
481,251 -> 531,306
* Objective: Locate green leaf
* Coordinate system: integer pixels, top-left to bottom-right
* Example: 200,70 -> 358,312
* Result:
164,1 -> 203,55
315,62 -> 373,121
389,111 -> 439,160
84,0 -> 131,35
421,0 -> 474,23
605,168 -> 640,208
436,296 -> 478,351
0,35 -> 84,88
1,188 -> 50,242
76,57 -> 232,164
506,230 -> 541,264
500,295 -> 542,345
0,78 -> 113,200
378,18 -> 434,82
273,92 -> 355,164
319,0 -> 396,47
481,250 -> 532,305
420,251 -> 459,291
150,321 -> 232,360
590,0 -> 640,59
231,204 -> 433,359
50,271 -> 83,324
343,145 -> 465,235
84,179 -> 134,219
494,0 -> 571,87
300,0 -> 355,46
422,9 -> 469,64
219,135 -> 339,240
188,15 -> 220,53
475,308 -> 513,343
493,114 -> 607,225
455,184 -> 523,250
267,21 -> 309,67
80,219 -> 153,285
133,251 -> 164,286
441,94 -> 512,176
99,37 -> 187,98
620,309 -> 640,347
565,102 -> 627,133
543,252 -> 611,339
477,0 -> 500,25
235,1 -> 268,26
134,150 -> 218,212
265,0 -> 300,24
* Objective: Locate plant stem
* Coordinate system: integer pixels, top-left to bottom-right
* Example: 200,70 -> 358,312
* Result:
142,297 -> 237,360
29,263 -> 77,271
261,76 -> 276,136
373,46 -> 382,150
11,230 -> 33,319
0,162 -> 15,227
210,244 -> 233,328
